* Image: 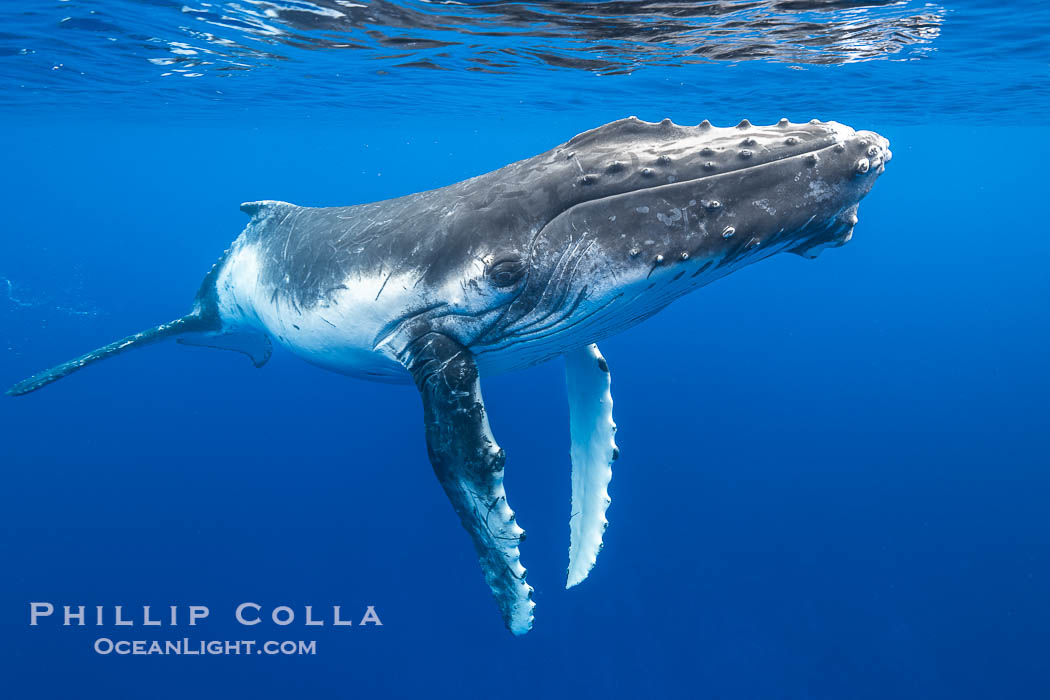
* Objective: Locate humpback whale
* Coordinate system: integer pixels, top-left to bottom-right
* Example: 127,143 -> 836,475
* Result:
8,117 -> 891,634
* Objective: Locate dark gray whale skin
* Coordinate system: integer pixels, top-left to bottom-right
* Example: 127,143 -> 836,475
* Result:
246,117 -> 854,308
220,117 -> 889,379
7,117 -> 892,635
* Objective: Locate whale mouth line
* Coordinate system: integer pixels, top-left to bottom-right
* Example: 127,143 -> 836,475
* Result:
507,131 -> 890,353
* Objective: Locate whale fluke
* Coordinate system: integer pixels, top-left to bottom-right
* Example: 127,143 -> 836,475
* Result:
6,313 -> 210,396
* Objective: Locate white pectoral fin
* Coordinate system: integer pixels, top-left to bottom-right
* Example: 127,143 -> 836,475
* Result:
564,343 -> 618,589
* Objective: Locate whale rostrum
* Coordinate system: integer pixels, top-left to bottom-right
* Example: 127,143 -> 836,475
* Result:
7,117 -> 892,634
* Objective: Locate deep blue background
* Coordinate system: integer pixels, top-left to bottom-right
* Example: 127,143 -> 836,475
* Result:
1,115 -> 1048,698
3,0 -> 1050,690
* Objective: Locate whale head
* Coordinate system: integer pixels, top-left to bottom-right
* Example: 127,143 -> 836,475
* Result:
466,117 -> 891,369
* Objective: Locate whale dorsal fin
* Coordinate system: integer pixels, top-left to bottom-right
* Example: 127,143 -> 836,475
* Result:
564,343 -> 618,588
240,200 -> 294,223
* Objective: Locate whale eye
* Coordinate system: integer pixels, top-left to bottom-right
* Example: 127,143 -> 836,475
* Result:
488,256 -> 527,288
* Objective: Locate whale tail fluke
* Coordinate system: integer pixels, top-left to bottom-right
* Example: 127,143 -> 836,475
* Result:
6,312 -> 212,397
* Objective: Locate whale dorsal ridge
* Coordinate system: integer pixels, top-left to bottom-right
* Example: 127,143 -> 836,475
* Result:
239,200 -> 294,222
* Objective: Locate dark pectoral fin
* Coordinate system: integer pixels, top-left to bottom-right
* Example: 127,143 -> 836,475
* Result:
402,332 -> 534,635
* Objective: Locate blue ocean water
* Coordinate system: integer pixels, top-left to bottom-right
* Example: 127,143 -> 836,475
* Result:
1,1 -> 1048,698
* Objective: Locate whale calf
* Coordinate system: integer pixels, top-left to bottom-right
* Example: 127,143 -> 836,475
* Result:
8,117 -> 891,634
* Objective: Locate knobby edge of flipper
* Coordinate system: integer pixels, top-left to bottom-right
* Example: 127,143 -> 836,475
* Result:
401,331 -> 535,635
564,343 -> 618,588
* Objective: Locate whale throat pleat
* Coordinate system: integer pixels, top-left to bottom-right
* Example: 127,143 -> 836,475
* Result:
564,343 -> 617,588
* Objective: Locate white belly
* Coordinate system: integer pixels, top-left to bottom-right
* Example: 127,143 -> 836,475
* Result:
214,242 -> 414,384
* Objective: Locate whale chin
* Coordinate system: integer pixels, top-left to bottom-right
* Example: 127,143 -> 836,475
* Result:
788,205 -> 862,259
790,231 -> 853,259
